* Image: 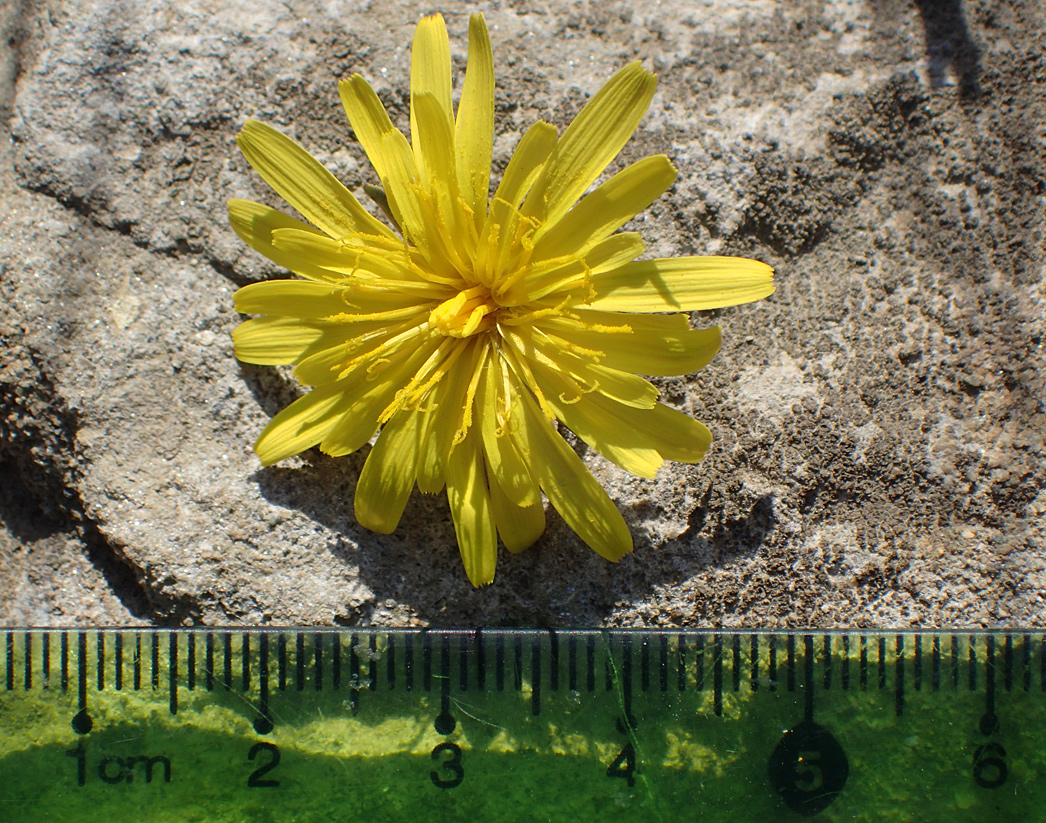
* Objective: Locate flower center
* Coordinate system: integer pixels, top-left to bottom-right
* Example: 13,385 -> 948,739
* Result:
429,284 -> 500,338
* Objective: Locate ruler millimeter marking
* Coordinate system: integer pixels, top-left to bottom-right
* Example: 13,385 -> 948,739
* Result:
0,629 -> 1043,822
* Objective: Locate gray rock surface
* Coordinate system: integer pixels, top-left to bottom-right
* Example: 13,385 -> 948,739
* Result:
1,0 -> 1043,627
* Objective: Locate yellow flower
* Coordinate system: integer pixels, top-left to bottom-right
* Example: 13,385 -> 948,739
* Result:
229,13 -> 773,586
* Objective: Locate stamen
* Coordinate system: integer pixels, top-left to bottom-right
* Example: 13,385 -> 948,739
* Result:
366,357 -> 391,379
497,297 -> 573,327
327,305 -> 431,325
430,285 -> 500,338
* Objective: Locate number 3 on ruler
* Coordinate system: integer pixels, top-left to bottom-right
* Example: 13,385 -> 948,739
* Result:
430,742 -> 464,789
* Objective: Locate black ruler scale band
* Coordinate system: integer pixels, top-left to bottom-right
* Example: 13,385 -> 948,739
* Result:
1,630 -> 1044,822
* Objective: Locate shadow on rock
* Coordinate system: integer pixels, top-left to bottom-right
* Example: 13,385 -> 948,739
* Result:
251,450 -> 777,626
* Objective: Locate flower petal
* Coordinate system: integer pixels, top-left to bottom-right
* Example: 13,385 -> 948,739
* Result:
254,381 -> 350,465
339,74 -> 397,180
235,121 -> 393,240
455,13 -> 495,226
632,402 -> 713,464
478,121 -> 558,283
376,130 -> 427,245
412,92 -> 473,272
354,411 -> 420,534
234,279 -> 426,321
523,62 -> 657,228
518,326 -> 660,409
413,91 -> 459,194
508,232 -> 644,305
536,312 -> 722,377
487,460 -> 545,554
588,256 -> 775,312
581,393 -> 713,463
515,388 -> 633,561
410,14 -> 453,174
234,280 -> 341,318
530,155 -> 676,261
446,433 -> 498,586
232,317 -> 330,365
528,357 -> 664,478
292,320 -> 415,386
491,122 -> 558,212
269,228 -> 447,298
228,199 -> 338,282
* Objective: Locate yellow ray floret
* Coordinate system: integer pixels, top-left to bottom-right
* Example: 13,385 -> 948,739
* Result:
229,12 -> 774,586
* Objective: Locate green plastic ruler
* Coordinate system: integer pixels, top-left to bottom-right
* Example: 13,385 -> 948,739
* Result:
0,629 -> 1042,822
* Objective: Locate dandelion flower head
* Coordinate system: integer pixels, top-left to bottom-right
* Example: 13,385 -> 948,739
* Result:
230,13 -> 774,586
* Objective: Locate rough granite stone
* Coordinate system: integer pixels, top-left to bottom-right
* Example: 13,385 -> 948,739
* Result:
1,0 -> 1043,628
